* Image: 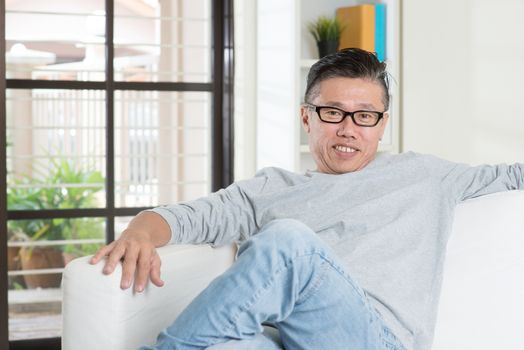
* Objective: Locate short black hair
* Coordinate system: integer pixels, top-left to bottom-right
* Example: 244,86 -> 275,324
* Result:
304,48 -> 390,109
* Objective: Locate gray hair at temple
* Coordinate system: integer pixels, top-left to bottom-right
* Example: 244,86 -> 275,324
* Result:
304,48 -> 390,110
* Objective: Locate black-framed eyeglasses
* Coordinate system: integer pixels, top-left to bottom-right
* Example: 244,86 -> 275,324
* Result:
305,104 -> 385,127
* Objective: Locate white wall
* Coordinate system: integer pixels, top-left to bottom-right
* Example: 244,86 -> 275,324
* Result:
256,0 -> 298,171
402,0 -> 524,165
234,0 -> 257,180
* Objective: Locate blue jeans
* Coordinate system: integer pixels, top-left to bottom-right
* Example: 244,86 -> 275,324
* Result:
141,219 -> 406,350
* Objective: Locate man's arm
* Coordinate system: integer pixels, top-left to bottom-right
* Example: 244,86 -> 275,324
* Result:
89,170 -> 270,292
422,154 -> 524,202
90,211 -> 171,293
447,163 -> 524,201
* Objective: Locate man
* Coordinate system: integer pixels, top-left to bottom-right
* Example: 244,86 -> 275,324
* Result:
91,48 -> 524,350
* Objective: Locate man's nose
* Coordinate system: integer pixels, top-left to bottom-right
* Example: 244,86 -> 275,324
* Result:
336,115 -> 358,138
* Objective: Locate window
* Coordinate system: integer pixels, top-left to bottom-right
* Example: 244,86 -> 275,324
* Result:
1,0 -> 234,348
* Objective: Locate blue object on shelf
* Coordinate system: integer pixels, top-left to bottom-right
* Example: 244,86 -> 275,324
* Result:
375,3 -> 387,62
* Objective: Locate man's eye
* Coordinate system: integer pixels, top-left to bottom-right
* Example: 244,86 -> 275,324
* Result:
325,110 -> 341,116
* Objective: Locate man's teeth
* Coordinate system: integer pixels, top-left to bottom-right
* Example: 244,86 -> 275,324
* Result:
335,146 -> 356,153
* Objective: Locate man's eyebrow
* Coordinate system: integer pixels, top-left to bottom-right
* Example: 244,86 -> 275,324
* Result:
322,101 -> 345,108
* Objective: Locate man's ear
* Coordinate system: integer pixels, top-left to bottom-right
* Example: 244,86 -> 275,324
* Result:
301,106 -> 311,133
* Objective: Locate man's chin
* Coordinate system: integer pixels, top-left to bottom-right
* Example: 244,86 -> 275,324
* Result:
337,167 -> 359,174
333,158 -> 372,174
331,163 -> 361,174
316,156 -> 364,174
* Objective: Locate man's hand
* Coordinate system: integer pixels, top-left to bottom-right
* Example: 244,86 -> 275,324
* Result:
90,229 -> 164,292
89,211 -> 171,292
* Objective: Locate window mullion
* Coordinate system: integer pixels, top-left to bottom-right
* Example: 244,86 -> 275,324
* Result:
1,0 -> 10,346
105,0 -> 115,243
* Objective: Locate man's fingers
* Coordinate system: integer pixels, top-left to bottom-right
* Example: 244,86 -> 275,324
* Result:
88,231 -> 164,292
149,252 -> 164,288
133,249 -> 152,293
120,245 -> 140,290
90,242 -> 115,264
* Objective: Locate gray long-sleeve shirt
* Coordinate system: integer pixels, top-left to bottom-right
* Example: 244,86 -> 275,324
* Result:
152,152 -> 524,350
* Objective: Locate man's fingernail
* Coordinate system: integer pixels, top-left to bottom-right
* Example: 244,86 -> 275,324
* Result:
136,285 -> 144,293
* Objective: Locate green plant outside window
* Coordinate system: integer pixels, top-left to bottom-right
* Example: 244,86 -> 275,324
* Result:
7,158 -> 105,256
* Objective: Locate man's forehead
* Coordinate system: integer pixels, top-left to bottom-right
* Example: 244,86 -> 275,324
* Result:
314,77 -> 385,109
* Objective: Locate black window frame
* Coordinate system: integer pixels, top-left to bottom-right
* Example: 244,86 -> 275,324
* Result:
0,0 -> 234,348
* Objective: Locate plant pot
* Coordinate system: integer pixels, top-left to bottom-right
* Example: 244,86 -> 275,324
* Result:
316,40 -> 339,58
19,247 -> 64,289
8,246 -> 21,270
7,246 -> 26,289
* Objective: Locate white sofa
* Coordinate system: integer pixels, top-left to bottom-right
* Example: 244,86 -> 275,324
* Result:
62,190 -> 524,350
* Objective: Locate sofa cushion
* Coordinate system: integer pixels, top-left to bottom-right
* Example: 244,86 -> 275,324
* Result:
432,190 -> 524,349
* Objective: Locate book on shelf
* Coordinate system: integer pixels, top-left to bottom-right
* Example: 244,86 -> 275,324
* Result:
374,3 -> 386,62
336,3 -> 387,62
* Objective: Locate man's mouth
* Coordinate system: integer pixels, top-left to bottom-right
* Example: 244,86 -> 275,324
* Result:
334,145 -> 357,153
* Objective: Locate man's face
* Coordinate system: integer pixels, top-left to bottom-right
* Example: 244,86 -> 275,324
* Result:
301,77 -> 389,174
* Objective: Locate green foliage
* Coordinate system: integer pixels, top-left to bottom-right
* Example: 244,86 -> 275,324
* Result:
7,159 -> 105,255
61,217 -> 105,256
12,281 -> 25,290
308,16 -> 342,42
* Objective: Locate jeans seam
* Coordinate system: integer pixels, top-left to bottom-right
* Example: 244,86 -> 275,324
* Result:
300,251 -> 377,326
296,259 -> 328,304
309,252 -> 368,301
221,266 -> 283,334
381,326 -> 406,350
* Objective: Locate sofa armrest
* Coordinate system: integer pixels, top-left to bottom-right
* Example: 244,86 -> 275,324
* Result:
62,244 -> 236,350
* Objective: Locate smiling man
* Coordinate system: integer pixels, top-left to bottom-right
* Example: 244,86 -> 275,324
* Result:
302,76 -> 388,174
91,48 -> 524,350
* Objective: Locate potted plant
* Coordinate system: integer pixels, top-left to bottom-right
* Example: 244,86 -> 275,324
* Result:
308,15 -> 342,58
7,228 -> 29,289
7,158 -> 105,288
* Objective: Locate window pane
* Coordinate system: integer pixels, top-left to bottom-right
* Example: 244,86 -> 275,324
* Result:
7,218 -> 106,340
6,1 -> 106,81
114,0 -> 211,82
115,91 -> 211,207
115,216 -> 133,239
6,89 -> 107,209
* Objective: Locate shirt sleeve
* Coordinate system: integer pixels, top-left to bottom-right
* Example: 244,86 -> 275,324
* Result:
149,172 -> 270,246
423,154 -> 524,203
